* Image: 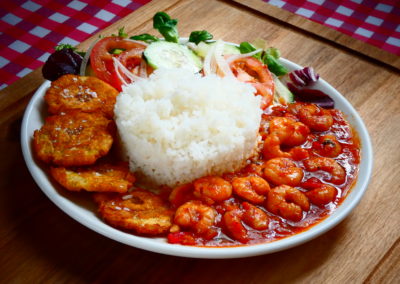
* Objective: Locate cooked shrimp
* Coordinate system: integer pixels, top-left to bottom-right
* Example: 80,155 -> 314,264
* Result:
33,112 -> 114,166
50,162 -> 135,193
193,176 -> 232,204
268,117 -> 310,146
95,189 -> 173,235
242,202 -> 269,230
303,157 -> 346,185
263,118 -> 310,160
301,178 -> 338,206
174,201 -> 217,240
266,185 -> 310,222
263,134 -> 292,159
313,134 -> 342,158
288,102 -> 333,131
299,104 -> 333,131
241,163 -> 267,177
263,157 -> 304,186
305,184 -> 338,207
263,134 -> 309,160
45,74 -> 118,118
219,198 -> 241,213
169,183 -> 195,208
232,176 -> 270,204
286,102 -> 303,115
223,209 -> 248,243
290,147 -> 310,161
287,121 -> 311,146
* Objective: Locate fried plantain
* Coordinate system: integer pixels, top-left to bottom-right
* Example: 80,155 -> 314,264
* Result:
45,74 -> 118,118
33,112 -> 114,166
50,162 -> 135,193
94,190 -> 174,235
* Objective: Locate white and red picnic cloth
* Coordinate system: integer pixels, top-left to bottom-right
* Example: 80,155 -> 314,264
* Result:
0,0 -> 399,90
0,0 -> 150,90
264,0 -> 400,54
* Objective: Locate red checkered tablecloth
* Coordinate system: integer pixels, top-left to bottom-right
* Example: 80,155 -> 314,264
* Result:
0,0 -> 399,91
0,0 -> 150,90
264,0 -> 400,55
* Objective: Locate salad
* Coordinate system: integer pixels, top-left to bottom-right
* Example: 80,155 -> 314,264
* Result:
34,12 -> 360,247
42,12 -> 333,109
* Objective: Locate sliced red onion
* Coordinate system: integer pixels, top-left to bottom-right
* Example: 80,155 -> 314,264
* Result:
305,67 -> 319,81
289,67 -> 319,87
289,72 -> 305,87
287,83 -> 335,109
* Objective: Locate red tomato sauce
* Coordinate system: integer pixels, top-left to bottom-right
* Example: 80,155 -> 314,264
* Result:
167,103 -> 360,246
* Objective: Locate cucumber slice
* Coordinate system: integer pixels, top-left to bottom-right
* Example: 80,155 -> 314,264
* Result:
273,74 -> 294,104
144,41 -> 202,72
194,41 -> 240,58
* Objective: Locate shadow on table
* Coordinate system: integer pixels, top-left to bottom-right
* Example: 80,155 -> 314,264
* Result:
1,119 -> 348,283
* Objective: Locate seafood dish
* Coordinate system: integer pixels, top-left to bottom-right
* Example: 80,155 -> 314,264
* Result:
30,12 -> 362,247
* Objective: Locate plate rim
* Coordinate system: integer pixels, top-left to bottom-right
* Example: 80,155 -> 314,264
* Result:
20,58 -> 373,259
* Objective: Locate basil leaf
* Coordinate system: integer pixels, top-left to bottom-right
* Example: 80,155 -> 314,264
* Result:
189,30 -> 213,44
130,34 -> 159,43
153,12 -> 179,43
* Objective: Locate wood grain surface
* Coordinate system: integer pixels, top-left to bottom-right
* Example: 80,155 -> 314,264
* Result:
1,0 -> 399,283
231,0 -> 400,71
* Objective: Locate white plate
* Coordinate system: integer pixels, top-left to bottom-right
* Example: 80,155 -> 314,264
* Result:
21,58 -> 373,259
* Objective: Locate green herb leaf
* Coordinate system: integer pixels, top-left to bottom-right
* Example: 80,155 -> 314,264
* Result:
153,12 -> 172,29
189,30 -> 213,44
54,44 -> 85,57
239,42 -> 262,60
130,34 -> 160,43
239,42 -> 255,53
111,27 -> 128,38
153,12 -> 179,43
55,44 -> 76,51
262,53 -> 288,76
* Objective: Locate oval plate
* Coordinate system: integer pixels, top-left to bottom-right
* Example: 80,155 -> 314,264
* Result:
21,58 -> 373,258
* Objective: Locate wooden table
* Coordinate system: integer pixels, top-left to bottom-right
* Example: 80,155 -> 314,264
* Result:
1,0 -> 399,282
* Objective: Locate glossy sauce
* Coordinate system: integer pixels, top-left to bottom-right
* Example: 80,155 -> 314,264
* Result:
167,104 -> 360,246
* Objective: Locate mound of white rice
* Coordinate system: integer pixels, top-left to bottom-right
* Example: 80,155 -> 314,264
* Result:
114,68 -> 262,186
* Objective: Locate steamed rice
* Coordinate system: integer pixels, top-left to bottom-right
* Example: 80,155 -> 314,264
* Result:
114,68 -> 262,186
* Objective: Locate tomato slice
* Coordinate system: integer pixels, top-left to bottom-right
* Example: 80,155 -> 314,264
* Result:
230,57 -> 275,109
90,37 -> 146,91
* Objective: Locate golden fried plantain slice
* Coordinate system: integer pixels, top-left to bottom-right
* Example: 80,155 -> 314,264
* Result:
33,112 -> 114,166
50,162 -> 135,193
94,190 -> 174,235
45,74 -> 118,118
